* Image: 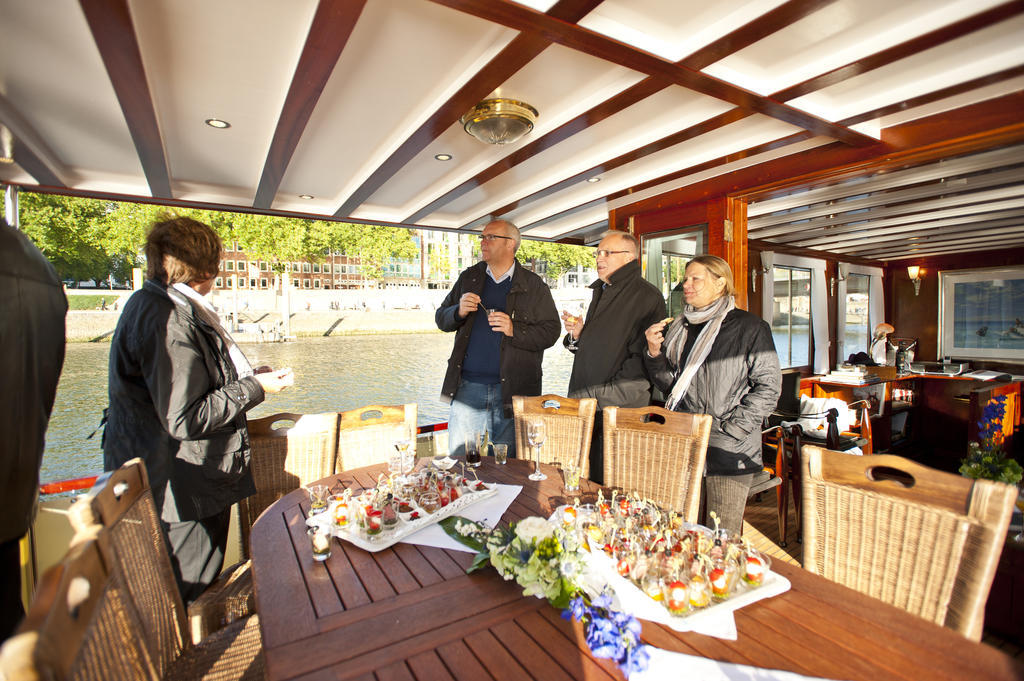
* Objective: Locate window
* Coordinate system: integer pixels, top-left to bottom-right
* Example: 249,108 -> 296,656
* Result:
250,278 -> 257,289
236,260 -> 245,272
302,262 -> 311,273
642,227 -> 704,319
237,276 -> 246,289
225,260 -> 234,271
313,279 -> 321,289
312,263 -> 320,273
771,266 -> 812,369
260,278 -> 268,289
302,279 -> 311,289
292,263 -> 300,273
843,273 -> 871,357
215,277 -> 223,288
259,261 -> 268,272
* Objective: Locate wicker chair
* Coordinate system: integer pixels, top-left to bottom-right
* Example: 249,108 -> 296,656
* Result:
801,445 -> 1016,641
602,406 -> 712,521
336,403 -> 417,472
5,459 -> 265,680
513,394 -> 597,479
191,411 -> 339,642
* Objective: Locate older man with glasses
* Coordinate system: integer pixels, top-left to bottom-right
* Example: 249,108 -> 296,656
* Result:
561,230 -> 666,483
436,219 -> 559,458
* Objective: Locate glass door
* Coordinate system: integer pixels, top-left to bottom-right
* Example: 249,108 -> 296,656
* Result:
640,226 -> 705,318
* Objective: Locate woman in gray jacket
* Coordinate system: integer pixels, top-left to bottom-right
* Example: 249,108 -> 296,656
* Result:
644,255 -> 780,535
104,216 -> 293,603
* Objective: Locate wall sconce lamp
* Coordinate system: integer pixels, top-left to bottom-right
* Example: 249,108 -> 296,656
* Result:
907,265 -> 923,296
753,251 -> 774,294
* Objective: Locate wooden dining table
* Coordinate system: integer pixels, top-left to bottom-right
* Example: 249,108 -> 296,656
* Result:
250,457 -> 1023,681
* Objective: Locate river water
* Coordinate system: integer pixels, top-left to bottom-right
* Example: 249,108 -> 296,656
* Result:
42,334 -> 574,486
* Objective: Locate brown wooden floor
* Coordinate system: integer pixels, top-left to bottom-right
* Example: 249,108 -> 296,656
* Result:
741,489 -> 1024,659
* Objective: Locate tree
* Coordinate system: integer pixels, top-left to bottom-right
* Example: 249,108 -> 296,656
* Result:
518,240 -> 593,283
18,192 -> 110,283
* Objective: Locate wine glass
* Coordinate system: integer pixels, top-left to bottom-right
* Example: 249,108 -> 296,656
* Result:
393,437 -> 415,479
527,418 -> 547,481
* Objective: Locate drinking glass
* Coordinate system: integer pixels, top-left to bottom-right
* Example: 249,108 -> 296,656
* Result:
419,490 -> 441,514
307,485 -> 329,515
493,443 -> 508,465
465,432 -> 482,468
527,419 -> 547,481
563,460 -> 580,492
393,437 -> 415,478
307,526 -> 332,561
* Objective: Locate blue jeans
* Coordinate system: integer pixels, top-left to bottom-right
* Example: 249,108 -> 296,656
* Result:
448,380 -> 516,458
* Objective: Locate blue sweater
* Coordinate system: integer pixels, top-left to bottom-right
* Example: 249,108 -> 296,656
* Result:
461,276 -> 513,384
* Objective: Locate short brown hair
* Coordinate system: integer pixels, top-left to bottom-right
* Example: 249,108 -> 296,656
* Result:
689,254 -> 735,296
145,216 -> 222,285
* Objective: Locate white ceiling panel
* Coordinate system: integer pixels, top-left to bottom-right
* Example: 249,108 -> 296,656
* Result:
436,87 -> 735,221
579,0 -> 789,63
703,0 -> 1007,97
789,16 -> 1024,122
278,0 -> 516,208
131,0 -> 319,197
0,0 -> 139,180
360,42 -> 646,218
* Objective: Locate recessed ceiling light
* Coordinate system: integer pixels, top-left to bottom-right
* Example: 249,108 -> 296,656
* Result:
587,176 -> 601,183
205,118 -> 231,129
299,194 -> 314,200
434,153 -> 453,161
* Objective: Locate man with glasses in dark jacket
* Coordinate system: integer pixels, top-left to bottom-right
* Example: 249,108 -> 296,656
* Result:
562,230 -> 666,483
437,220 -> 560,458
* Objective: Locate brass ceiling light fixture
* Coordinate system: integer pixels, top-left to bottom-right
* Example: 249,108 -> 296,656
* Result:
460,98 -> 538,145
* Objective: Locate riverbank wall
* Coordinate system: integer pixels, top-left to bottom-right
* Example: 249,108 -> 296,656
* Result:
66,308 -> 443,342
64,287 -> 592,342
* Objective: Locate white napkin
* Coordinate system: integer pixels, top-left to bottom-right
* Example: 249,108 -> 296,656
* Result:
580,550 -> 791,641
401,483 -> 523,552
633,649 -> 851,681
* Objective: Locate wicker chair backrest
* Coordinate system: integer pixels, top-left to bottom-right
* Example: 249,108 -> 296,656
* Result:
336,404 -> 417,472
513,394 -> 597,479
602,406 -> 712,521
241,412 -> 340,557
801,445 -> 1016,641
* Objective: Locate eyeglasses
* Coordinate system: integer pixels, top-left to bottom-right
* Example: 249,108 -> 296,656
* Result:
478,234 -> 514,242
595,249 -> 630,258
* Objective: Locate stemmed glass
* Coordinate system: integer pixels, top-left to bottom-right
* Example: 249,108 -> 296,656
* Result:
527,418 -> 547,481
393,437 -> 415,480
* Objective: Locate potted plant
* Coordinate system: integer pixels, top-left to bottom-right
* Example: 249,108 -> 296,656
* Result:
959,394 -> 1023,485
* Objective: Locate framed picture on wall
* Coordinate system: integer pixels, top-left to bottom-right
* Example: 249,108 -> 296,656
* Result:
939,266 -> 1024,361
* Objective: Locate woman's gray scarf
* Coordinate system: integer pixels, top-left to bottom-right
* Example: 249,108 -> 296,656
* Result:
662,295 -> 735,410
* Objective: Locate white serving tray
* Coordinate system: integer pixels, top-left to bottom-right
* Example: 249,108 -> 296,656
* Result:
583,548 -> 790,631
306,483 -> 498,553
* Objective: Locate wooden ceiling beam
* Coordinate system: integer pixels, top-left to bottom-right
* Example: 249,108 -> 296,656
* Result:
79,0 -> 171,198
405,0 -> 835,223
431,0 -> 874,146
334,0 -> 603,218
833,217 -> 1024,253
613,92 -> 1024,225
253,0 -> 367,210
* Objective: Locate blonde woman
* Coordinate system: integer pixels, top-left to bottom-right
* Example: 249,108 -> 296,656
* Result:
644,255 -> 780,535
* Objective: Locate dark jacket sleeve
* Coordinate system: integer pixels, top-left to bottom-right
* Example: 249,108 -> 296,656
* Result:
604,295 -> 666,390
718,320 -> 781,439
643,348 -> 677,395
435,271 -> 469,332
141,309 -> 264,442
507,279 -> 560,353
